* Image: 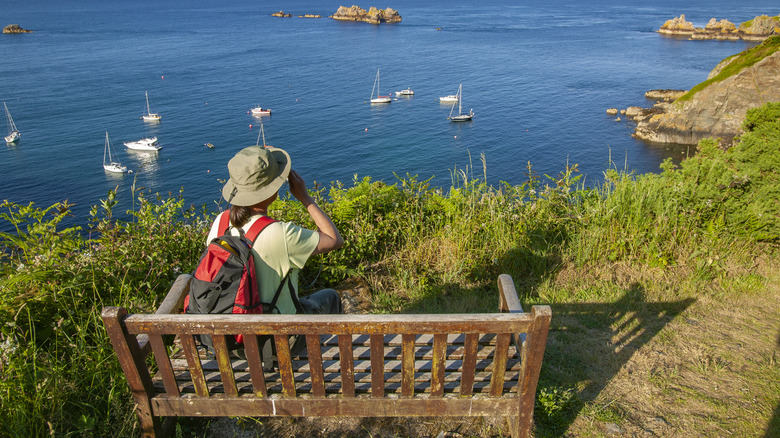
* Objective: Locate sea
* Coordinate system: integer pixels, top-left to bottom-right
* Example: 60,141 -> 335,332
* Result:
1,0 -> 776,227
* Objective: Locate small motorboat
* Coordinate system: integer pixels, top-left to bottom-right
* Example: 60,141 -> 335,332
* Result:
395,88 -> 414,96
205,142 -> 215,149
249,106 -> 272,116
124,137 -> 161,151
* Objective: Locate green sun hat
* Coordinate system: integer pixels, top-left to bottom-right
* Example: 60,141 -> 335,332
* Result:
222,145 -> 291,206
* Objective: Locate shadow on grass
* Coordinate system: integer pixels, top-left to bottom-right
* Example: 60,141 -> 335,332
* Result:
531,284 -> 695,437
764,330 -> 780,438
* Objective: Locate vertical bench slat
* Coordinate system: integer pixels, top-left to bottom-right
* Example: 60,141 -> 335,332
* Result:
306,334 -> 326,397
243,335 -> 268,397
431,333 -> 447,397
401,334 -> 415,397
489,333 -> 511,397
211,335 -> 238,397
180,334 -> 209,397
275,335 -> 296,397
148,334 -> 180,397
370,334 -> 384,398
460,333 -> 479,396
338,334 -> 355,397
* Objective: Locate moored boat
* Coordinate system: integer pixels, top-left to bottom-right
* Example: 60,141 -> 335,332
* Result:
369,69 -> 392,104
103,132 -> 128,173
395,88 -> 414,96
4,102 -> 20,143
250,106 -> 272,116
141,91 -> 161,122
124,136 -> 161,151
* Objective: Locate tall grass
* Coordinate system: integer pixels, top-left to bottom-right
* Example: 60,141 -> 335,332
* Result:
1,103 -> 778,436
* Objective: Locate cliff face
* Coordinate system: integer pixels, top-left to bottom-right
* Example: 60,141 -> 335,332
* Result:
632,38 -> 780,146
331,5 -> 401,24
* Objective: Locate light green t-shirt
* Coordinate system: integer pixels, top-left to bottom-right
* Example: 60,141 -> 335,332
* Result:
206,212 -> 319,315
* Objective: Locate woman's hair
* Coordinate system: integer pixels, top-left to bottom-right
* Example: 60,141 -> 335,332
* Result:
229,204 -> 254,228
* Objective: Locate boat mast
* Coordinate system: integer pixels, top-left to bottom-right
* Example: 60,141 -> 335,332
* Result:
371,69 -> 379,99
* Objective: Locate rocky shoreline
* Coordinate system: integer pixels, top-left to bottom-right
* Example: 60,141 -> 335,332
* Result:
608,37 -> 780,147
658,14 -> 778,41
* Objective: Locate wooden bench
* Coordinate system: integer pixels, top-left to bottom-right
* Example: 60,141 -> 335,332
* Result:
102,274 -> 551,438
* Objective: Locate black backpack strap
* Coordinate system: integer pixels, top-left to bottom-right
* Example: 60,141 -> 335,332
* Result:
266,272 -> 305,314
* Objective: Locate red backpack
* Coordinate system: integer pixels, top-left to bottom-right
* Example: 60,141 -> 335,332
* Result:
184,212 -> 293,350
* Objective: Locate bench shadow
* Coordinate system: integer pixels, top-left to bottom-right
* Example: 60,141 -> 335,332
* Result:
533,285 -> 695,436
356,272 -> 694,437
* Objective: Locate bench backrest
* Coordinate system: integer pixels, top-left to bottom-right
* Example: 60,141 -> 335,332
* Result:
102,274 -> 551,436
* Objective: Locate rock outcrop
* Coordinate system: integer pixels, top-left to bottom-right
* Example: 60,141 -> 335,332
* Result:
659,14 -> 778,41
271,11 -> 292,17
627,37 -> 780,146
331,5 -> 401,24
3,24 -> 32,34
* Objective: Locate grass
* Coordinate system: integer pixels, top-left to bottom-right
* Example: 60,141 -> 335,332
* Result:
1,103 -> 780,437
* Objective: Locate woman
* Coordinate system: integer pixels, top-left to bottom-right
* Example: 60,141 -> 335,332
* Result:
208,145 -> 344,354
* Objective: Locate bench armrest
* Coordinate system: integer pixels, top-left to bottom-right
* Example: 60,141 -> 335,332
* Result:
137,274 -> 192,354
497,274 -> 523,314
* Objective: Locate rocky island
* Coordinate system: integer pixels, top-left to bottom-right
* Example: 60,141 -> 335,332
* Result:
613,36 -> 780,147
3,24 -> 32,34
330,5 -> 401,24
659,14 -> 779,41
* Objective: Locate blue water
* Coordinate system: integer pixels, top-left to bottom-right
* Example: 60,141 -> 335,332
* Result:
1,0 -> 775,225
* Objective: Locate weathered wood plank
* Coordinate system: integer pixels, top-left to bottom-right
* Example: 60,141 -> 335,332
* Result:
275,335 -> 296,397
370,334 -> 384,398
338,334 -> 355,397
242,334 -> 267,397
148,334 -> 179,397
401,334 -> 415,397
460,333 -> 478,396
431,333 -> 446,397
151,396 -> 518,418
211,335 -> 238,397
124,314 -> 533,336
306,334 -> 325,397
180,334 -> 208,397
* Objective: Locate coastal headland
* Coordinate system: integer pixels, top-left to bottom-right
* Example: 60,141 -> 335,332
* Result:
658,14 -> 779,41
609,36 -> 780,147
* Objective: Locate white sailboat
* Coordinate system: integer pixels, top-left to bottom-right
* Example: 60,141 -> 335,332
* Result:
103,132 -> 128,173
4,102 -> 20,143
369,69 -> 391,104
141,91 -> 161,122
448,84 -> 474,122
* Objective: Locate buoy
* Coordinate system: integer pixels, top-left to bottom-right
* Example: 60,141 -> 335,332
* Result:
161,76 -> 164,79
365,128 -> 368,132
249,124 -> 253,129
454,136 -> 457,139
